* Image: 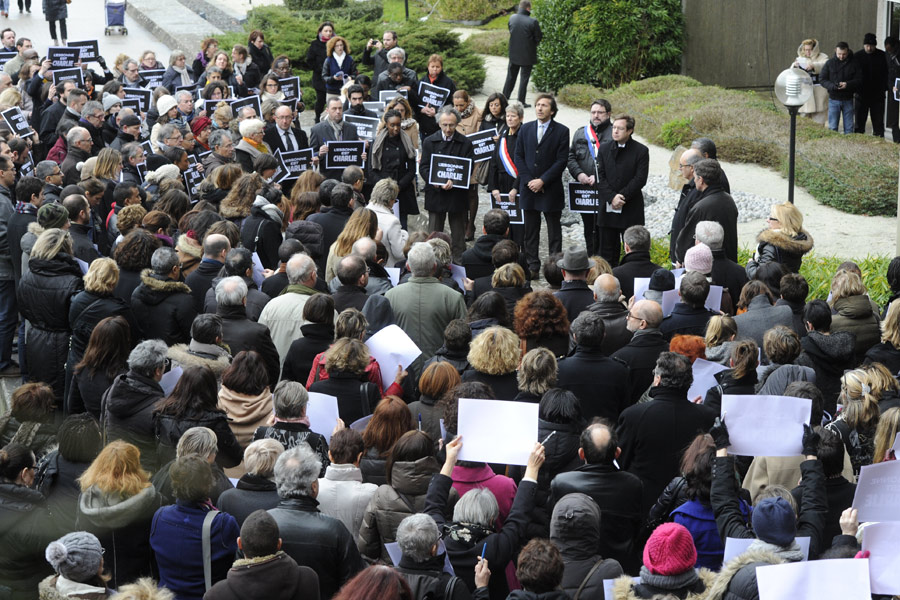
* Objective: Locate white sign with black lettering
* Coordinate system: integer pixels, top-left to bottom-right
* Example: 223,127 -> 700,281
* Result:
124,88 -> 152,113
52,68 -> 84,88
48,46 -> 80,69
344,114 -> 379,141
427,154 -> 472,190
1,107 -> 34,137
67,40 -> 99,62
567,182 -> 600,213
418,81 -> 450,109
491,193 -> 523,225
467,130 -> 496,163
325,140 -> 365,170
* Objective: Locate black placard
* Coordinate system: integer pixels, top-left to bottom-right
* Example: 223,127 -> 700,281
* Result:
567,182 -> 601,213
417,81 -> 450,109
274,148 -> 313,182
19,156 -> 34,178
123,87 -> 152,113
278,77 -> 301,100
183,164 -> 204,198
378,89 -> 407,103
67,40 -> 99,62
120,98 -> 141,113
48,46 -> 80,69
52,67 -> 84,88
203,98 -> 235,115
231,95 -> 262,119
141,69 -> 166,88
427,153 -> 471,190
0,52 -> 16,67
324,140 -> 365,170
279,99 -> 297,112
136,162 -> 147,182
140,140 -> 154,157
2,107 -> 34,137
175,83 -> 199,100
344,114 -> 379,142
492,193 -> 523,225
363,101 -> 385,116
466,130 -> 496,163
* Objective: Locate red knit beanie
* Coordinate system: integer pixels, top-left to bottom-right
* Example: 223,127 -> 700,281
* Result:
642,522 -> 697,575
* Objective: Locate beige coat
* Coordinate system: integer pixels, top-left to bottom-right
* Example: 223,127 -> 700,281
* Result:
742,451 -> 855,503
217,384 -> 274,448
795,41 -> 829,114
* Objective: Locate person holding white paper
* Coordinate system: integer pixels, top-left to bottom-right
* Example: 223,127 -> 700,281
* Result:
702,340 -> 759,415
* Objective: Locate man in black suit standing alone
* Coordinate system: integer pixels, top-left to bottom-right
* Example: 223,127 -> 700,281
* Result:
514,93 -> 569,278
502,0 -> 542,106
595,114 -> 649,267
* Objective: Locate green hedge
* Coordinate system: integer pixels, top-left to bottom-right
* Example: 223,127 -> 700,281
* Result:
283,0 -> 344,12
464,30 -> 509,57
218,7 -> 485,95
438,0 -> 509,21
532,0 -> 683,92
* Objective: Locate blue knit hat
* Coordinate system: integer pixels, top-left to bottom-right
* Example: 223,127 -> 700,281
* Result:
752,497 -> 797,547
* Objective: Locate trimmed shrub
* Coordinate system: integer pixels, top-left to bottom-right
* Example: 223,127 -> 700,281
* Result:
438,0 -> 509,21
284,0 -> 344,11
464,30 -> 509,57
532,0 -> 683,92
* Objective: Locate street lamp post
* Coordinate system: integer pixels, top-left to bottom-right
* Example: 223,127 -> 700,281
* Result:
774,67 -> 814,204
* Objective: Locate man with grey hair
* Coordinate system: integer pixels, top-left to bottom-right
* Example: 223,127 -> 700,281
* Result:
420,105 -> 474,259
386,242 -> 466,373
612,225 -> 660,300
102,339 -> 168,472
347,236 -> 392,295
173,90 -> 195,128
673,157 -> 738,266
214,275 -> 280,387
260,253 -> 329,365
659,271 -> 716,339
395,513 -> 463,596
269,444 -> 365,599
612,299 -> 668,405
617,351 -> 716,515
204,247 -> 272,321
203,129 -> 236,173
152,426 -> 240,505
556,310 -> 630,423
586,273 -> 630,355
61,125 -> 93,185
35,160 -> 63,204
695,219 -> 747,306
668,147 -> 703,265
75,101 -> 106,153
131,247 -> 197,345
119,140 -> 145,185
371,50 -> 417,98
119,58 -> 146,87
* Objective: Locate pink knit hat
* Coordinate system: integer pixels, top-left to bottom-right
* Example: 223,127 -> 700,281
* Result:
684,243 -> 713,275
642,522 -> 697,575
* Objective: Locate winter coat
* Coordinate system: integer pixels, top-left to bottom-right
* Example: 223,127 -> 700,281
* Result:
593,138 -> 649,231
673,498 -> 751,571
0,483 -> 56,600
612,251 -> 660,300
217,473 -> 281,527
612,569 -> 714,600
791,475 -> 856,545
617,386 -> 716,515
321,53 -> 357,93
154,407 -> 244,469
514,118 -> 570,213
184,259 -> 223,312
253,421 -> 330,477
130,269 -> 197,345
407,394 -> 444,447
357,456 -> 455,563
161,66 -> 194,92
369,201 -> 408,268
507,8 -> 542,66
865,340 -> 900,375
101,369 -> 165,472
703,368 -> 759,416
612,329 -> 669,406
733,295 -> 795,360
550,462 -> 644,573
797,331 -> 856,416
820,53 -> 863,101
712,250 -> 749,310
742,453 -> 854,505
317,464 -> 378,539
795,42 -> 829,114
659,302 -> 717,339
204,276 -> 271,322
281,322 -> 334,384
557,344 -> 630,423
420,130 -> 475,213
309,371 -> 380,426
359,446 -> 388,487
396,554 -> 471,600
305,37 -> 329,91
42,0 -> 67,23
826,414 -> 877,477
152,459 -> 233,506
830,294 -> 881,361
217,385 -> 273,448
35,451 -> 89,535
77,485 -> 162,589
166,342 -> 231,382
552,280 -> 594,323
73,367 -> 120,421
585,299 -> 631,355
461,368 -> 519,400
18,253 -> 84,400
674,186 -> 739,264
38,575 -> 110,600
746,229 -> 813,277
204,552 -> 318,600
150,501 -> 240,600
241,201 -> 283,270
755,363 -> 815,395
217,303 -> 281,387
550,492 -> 624,599
249,43 -> 274,79
703,548 -> 782,600
451,464 -> 517,525
269,495 -> 366,600
305,207 -> 352,267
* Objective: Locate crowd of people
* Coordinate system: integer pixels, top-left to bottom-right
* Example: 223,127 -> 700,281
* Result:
0,9 -> 896,600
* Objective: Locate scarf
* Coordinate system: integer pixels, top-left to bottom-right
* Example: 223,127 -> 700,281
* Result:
196,51 -> 209,68
241,136 -> 269,154
327,116 -> 344,137
261,90 -> 285,102
188,339 -> 231,359
444,522 -> 493,545
747,538 -> 805,562
639,566 -> 700,591
459,99 -> 475,120
401,117 -> 416,130
332,51 -> 346,69
274,415 -> 311,427
282,283 -> 318,296
370,127 -> 415,171
171,64 -> 192,87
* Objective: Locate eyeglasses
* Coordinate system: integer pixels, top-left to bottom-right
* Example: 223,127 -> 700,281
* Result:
766,216 -> 779,222
625,312 -> 645,322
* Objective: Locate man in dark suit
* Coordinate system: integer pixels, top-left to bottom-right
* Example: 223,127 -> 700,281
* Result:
612,225 -> 660,300
595,114 -> 649,267
553,245 -> 593,323
514,93 -> 569,277
502,0 -> 542,105
309,97 -> 362,180
568,98 -> 613,254
265,105 -> 310,154
612,299 -> 668,406
420,105 -> 475,260
668,148 -> 702,266
673,159 -> 738,265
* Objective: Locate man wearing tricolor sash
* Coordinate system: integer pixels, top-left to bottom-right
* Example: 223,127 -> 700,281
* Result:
567,99 -> 613,255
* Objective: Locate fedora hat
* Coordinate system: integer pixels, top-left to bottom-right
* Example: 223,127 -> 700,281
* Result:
556,246 -> 590,271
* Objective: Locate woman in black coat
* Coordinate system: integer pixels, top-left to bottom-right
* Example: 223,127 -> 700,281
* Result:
217,438 -> 283,526
248,30 -> 274,77
113,230 -> 162,304
746,201 -> 813,277
308,338 -> 381,426
71,316 -> 130,420
192,37 -> 220,84
42,0 -> 68,45
461,325 -> 520,401
703,340 -> 760,415
281,294 -> 335,383
489,103 -> 524,248
369,110 -> 418,228
416,56 -> 456,139
305,22 -> 334,119
17,229 -> 84,404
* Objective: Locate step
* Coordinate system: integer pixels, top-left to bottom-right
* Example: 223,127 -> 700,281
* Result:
126,0 -> 223,54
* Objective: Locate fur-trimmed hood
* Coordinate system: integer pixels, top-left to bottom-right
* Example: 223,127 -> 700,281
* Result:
132,269 -> 192,306
703,549 -> 783,600
167,343 -> 231,375
39,575 -> 110,600
27,221 -> 45,236
756,229 -> 814,255
176,234 -> 202,259
612,569 -> 716,600
220,194 -> 252,219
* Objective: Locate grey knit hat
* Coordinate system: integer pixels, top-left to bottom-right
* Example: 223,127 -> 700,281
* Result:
45,531 -> 104,582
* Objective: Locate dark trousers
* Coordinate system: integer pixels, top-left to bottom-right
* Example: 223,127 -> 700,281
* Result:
313,86 -> 326,121
48,19 -> 66,40
581,213 -> 600,256
523,209 -> 561,272
428,210 -> 467,260
17,0 -> 29,10
502,63 -> 533,104
855,94 -> 885,136
599,226 -> 624,267
886,96 -> 900,143
0,280 -> 15,370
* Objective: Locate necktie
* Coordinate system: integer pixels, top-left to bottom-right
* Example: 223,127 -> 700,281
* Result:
283,129 -> 294,151
537,123 -> 545,143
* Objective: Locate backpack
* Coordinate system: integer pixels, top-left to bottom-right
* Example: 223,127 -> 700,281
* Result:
420,572 -> 461,600
46,134 -> 67,164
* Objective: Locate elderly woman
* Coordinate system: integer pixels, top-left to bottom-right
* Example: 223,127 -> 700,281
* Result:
746,202 -> 813,277
234,118 -> 270,173
371,110 -> 417,232
792,38 -> 829,124
830,269 -> 882,361
253,380 -> 330,476
149,96 -> 180,153
217,438 -> 285,525
161,51 -> 193,92
17,228 -> 84,402
461,325 -> 521,400
367,178 -> 407,268
394,513 -> 459,595
151,426 -> 236,505
217,351 -> 274,448
77,440 -> 163,589
826,368 -> 882,476
40,531 -> 112,600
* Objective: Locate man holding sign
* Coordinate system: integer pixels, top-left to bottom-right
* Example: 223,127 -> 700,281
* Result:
309,97 -> 362,180
567,99 -> 612,255
420,105 -> 475,260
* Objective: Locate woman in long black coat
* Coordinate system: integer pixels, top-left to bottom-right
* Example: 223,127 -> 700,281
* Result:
248,30 -> 275,76
305,21 -> 334,119
369,110 -> 418,229
489,102 -> 524,248
17,229 -> 84,405
42,0 -> 67,45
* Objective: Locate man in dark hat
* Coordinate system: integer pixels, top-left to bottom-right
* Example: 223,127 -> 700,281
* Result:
854,33 -> 887,136
643,268 -> 675,306
553,245 -> 594,322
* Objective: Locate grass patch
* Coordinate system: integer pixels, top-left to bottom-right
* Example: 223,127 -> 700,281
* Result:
478,13 -> 510,29
464,30 -> 509,56
650,238 -> 892,305
383,0 -> 427,22
559,76 -> 899,216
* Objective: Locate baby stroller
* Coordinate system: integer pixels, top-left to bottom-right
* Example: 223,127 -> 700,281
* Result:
104,0 -> 128,36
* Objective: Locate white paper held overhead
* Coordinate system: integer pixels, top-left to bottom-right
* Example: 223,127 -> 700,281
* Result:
457,398 -> 538,465
720,395 -> 810,456
756,559 -> 871,600
306,392 -> 340,444
366,324 -> 422,391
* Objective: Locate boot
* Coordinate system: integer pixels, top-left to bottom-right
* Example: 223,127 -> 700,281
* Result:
51,38 -> 58,46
